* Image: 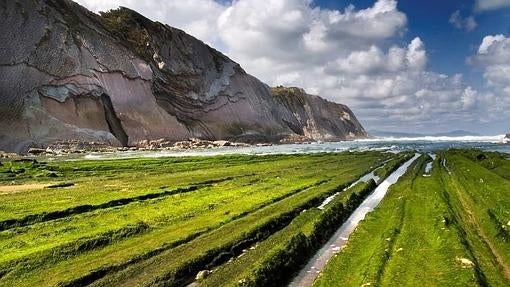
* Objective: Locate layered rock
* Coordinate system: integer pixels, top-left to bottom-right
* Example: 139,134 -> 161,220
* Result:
271,87 -> 366,141
0,0 -> 367,153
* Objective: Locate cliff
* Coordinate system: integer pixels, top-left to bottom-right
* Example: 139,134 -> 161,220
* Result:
0,0 -> 367,152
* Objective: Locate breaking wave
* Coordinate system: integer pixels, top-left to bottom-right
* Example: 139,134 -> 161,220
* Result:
357,135 -> 506,143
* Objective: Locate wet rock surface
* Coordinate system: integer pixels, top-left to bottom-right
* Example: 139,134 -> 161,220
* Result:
0,151 -> 20,159
135,138 -> 249,150
0,0 -> 367,153
21,138 -> 252,155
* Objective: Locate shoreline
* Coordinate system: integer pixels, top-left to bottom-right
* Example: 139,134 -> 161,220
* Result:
10,137 -> 358,158
1,137 -> 508,161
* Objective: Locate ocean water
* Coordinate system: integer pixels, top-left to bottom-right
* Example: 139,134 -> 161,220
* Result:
81,135 -> 510,160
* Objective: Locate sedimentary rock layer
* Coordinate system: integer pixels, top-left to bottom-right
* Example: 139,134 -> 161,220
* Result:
0,0 -> 367,152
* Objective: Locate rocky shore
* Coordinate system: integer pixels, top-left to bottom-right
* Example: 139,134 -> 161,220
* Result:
19,138 -> 256,156
13,133 -> 330,156
0,134 -> 332,157
0,151 -> 20,159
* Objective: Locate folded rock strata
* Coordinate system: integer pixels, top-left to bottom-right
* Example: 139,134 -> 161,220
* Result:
0,0 -> 367,152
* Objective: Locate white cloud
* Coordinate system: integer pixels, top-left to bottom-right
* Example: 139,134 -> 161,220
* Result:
326,39 -> 424,75
471,35 -> 510,87
469,34 -> 510,122
73,0 -> 502,133
406,37 -> 427,70
478,34 -> 506,53
449,10 -> 477,31
468,34 -> 510,80
74,0 -> 226,46
217,0 -> 406,69
475,0 -> 510,11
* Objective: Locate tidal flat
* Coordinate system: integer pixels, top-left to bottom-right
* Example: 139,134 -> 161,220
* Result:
0,150 -> 508,287
315,150 -> 510,287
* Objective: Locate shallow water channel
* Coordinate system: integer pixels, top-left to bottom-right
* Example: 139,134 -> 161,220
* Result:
423,153 -> 436,176
289,153 -> 421,287
317,168 -> 381,210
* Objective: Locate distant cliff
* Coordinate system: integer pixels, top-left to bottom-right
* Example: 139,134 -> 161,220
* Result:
0,0 -> 367,152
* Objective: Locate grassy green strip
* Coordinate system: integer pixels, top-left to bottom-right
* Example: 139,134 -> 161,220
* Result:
200,210 -> 321,287
314,154 -> 488,287
1,178 -> 328,283
374,152 -> 413,180
0,154 -> 346,221
440,151 -> 510,285
0,175 -> 252,231
0,186 -> 200,231
201,180 -> 377,287
0,152 -> 389,286
240,180 -> 377,287
84,180 -> 352,287
0,221 -> 150,276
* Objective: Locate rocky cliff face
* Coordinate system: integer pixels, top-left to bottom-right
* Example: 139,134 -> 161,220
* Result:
0,0 -> 367,152
271,87 -> 366,141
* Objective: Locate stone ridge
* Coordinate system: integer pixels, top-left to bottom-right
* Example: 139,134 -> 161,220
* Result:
271,87 -> 366,141
0,0 -> 367,152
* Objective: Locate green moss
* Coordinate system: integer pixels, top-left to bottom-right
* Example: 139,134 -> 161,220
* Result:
0,152 -> 388,287
270,86 -> 307,107
315,150 -> 510,287
98,7 -> 152,60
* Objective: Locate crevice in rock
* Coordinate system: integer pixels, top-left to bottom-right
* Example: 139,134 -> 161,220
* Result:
282,118 -> 304,136
99,93 -> 128,146
0,62 -> 59,78
91,68 -> 150,82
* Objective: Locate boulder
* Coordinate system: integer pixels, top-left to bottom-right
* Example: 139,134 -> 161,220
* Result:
27,148 -> 46,155
456,257 -> 474,267
213,140 -> 231,147
195,270 -> 210,281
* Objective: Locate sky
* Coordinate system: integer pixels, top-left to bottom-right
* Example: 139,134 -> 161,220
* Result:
74,0 -> 510,135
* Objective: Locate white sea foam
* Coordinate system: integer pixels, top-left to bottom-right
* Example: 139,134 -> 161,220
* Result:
357,135 -> 506,143
76,136 -> 509,161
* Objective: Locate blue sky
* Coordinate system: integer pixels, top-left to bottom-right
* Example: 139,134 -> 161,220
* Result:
77,0 -> 510,135
318,0 -> 510,83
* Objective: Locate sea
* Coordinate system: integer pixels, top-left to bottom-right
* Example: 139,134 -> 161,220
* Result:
81,135 -> 510,160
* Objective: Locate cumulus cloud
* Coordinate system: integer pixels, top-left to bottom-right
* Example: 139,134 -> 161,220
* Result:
73,0 -> 499,132
449,10 -> 477,31
326,38 -> 424,75
471,35 -> 510,92
475,0 -> 510,11
217,0 -> 407,77
468,35 -> 510,123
